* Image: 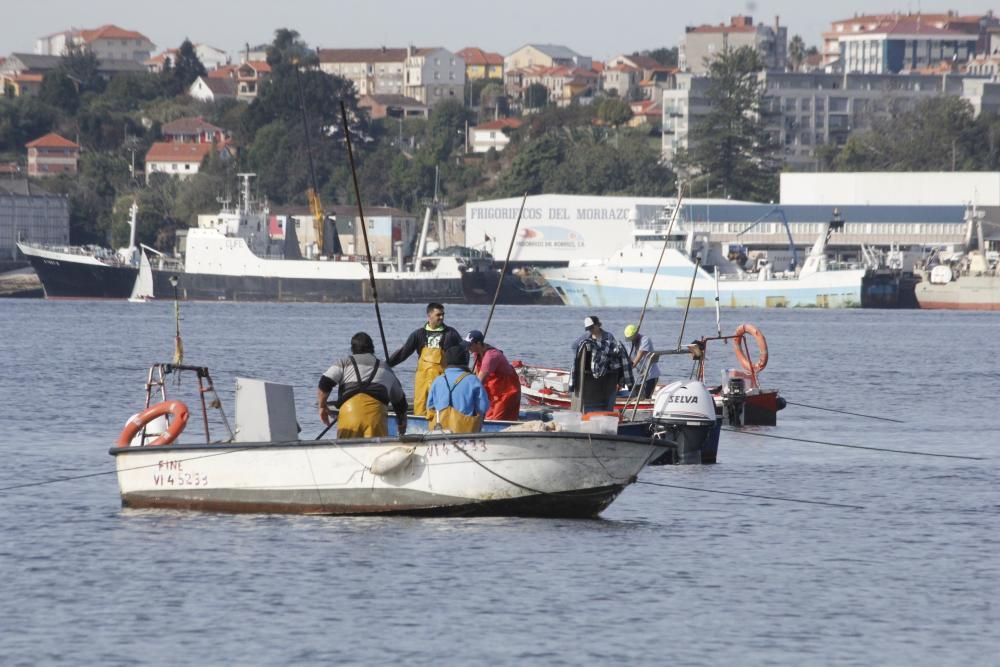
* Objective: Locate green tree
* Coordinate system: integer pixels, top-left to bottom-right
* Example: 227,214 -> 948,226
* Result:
644,47 -> 679,68
39,71 -> 79,113
60,44 -> 104,94
524,83 -> 549,109
266,28 -> 318,74
597,97 -> 633,128
821,96 -> 980,172
160,39 -> 207,96
788,35 -> 806,71
686,46 -> 778,201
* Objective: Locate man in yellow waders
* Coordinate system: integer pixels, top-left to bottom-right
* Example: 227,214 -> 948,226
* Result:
318,332 -> 408,438
387,302 -> 463,416
426,345 -> 490,433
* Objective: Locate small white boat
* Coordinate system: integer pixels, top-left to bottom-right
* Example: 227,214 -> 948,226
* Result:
127,249 -> 155,303
110,364 -> 669,517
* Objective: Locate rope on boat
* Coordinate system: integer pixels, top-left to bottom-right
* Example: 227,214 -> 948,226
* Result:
722,428 -> 983,460
448,437 -> 630,498
636,480 -> 864,510
782,400 -> 905,423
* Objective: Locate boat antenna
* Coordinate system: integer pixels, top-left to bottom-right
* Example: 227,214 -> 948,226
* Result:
636,186 -> 685,333
169,275 -> 183,365
483,192 -> 528,339
676,254 -> 702,349
340,101 -> 389,361
713,266 -> 722,337
293,59 -> 327,256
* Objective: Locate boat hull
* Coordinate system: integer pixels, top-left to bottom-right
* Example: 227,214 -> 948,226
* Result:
543,265 -> 865,309
21,247 -> 137,299
153,271 -> 465,303
914,274 -> 1000,311
111,432 -> 666,517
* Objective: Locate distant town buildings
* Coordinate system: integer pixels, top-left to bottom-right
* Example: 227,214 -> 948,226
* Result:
161,117 -> 228,144
0,180 -> 69,259
318,47 -> 408,96
236,60 -> 270,101
456,47 -> 503,80
358,94 -> 429,120
822,12 -> 998,72
35,25 -> 155,62
403,47 -> 465,106
0,53 -> 145,97
470,118 -> 521,153
662,71 -> 1000,168
680,16 -> 787,74
188,76 -> 238,102
144,143 -> 214,183
25,133 -> 79,177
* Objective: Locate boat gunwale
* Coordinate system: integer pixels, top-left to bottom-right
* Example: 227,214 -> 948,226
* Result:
108,429 -> 663,457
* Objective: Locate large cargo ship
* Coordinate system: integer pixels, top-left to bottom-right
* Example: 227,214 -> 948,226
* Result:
20,176 -> 483,304
541,208 -> 867,309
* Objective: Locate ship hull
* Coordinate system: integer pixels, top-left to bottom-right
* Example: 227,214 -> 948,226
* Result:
544,271 -> 864,309
153,271 -> 465,303
460,268 -> 562,305
21,246 -> 137,299
915,274 -> 1000,311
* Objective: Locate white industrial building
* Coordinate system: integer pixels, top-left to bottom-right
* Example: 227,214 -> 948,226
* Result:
781,172 -> 1000,206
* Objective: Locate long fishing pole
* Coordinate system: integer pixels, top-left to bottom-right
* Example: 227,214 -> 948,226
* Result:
637,480 -> 864,510
483,192 -> 528,339
340,101 -> 389,361
675,254 -> 702,349
722,428 -> 982,460
782,400 -> 904,423
635,188 -> 685,333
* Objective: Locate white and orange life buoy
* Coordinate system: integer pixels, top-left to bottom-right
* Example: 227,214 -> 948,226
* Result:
732,323 -> 768,374
117,400 -> 190,447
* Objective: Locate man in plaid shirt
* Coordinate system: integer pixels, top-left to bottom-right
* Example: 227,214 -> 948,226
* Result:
569,315 -> 634,412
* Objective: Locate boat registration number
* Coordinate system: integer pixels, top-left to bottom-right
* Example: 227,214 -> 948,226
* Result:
426,439 -> 487,456
152,460 -> 208,487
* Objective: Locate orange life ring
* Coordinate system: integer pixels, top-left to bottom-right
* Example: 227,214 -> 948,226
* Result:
117,400 -> 190,447
732,323 -> 768,374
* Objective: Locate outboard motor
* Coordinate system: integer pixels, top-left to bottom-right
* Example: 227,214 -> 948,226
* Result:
651,380 -> 720,464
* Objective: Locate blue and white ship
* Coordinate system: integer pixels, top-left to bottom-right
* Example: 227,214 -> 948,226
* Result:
541,207 -> 867,309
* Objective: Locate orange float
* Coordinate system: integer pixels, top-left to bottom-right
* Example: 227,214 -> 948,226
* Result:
732,323 -> 768,374
116,400 -> 190,447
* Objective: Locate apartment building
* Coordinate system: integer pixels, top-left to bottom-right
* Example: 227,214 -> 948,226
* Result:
662,71 -> 1000,168
317,48 -> 407,96
680,16 -> 787,74
403,47 -> 465,106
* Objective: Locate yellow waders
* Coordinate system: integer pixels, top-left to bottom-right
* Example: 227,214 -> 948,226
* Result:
428,372 -> 484,434
337,393 -> 388,439
414,346 -> 445,417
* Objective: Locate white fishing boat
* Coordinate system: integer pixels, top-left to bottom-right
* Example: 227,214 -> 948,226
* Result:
110,364 -> 670,517
541,208 -> 867,309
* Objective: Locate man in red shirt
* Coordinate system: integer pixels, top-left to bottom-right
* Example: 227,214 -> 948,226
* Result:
464,330 -> 522,421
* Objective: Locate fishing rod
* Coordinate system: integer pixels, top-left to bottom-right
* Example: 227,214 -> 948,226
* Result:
483,192 -> 528,339
782,400 -> 904,423
675,254 -> 702,350
340,101 -> 390,361
636,480 -> 864,510
635,187 -> 685,333
722,428 -> 982,460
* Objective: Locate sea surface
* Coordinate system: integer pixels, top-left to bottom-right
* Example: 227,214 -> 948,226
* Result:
0,300 -> 997,666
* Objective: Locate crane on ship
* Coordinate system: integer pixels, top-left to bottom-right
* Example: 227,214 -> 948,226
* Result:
735,206 -> 799,273
292,58 -> 341,257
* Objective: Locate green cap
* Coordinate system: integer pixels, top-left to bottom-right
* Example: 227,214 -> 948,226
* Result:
624,324 -> 638,339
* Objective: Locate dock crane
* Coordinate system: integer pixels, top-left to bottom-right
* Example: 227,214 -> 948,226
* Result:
292,59 -> 341,257
736,206 -> 799,273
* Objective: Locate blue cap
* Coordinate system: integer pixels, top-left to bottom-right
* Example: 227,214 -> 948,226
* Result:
464,329 -> 485,344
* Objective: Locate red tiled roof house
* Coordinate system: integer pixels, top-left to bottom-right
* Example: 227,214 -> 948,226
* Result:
26,133 -> 79,177
144,142 -> 214,183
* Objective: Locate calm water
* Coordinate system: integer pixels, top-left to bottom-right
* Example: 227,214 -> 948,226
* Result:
0,301 -> 997,666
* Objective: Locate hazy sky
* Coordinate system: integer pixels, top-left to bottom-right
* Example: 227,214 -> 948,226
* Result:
3,0 -> 998,61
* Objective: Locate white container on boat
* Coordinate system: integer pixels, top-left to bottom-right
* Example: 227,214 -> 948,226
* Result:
551,411 -> 582,431
587,415 -> 619,434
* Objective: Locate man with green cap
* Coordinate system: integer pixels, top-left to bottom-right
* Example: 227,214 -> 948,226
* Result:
624,323 -> 660,399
